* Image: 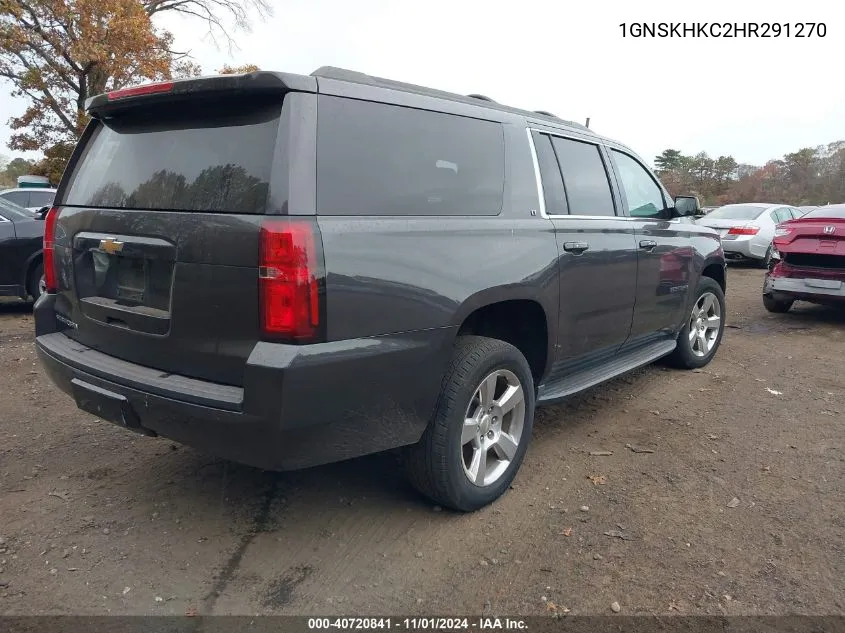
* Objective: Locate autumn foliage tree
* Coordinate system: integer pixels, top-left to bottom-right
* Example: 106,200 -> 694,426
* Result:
0,0 -> 269,182
655,142 -> 845,207
218,63 -> 259,74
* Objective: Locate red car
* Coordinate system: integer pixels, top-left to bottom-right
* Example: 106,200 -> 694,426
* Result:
763,204 -> 845,312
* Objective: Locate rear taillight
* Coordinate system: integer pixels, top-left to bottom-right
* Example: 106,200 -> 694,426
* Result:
727,226 -> 760,236
43,206 -> 60,293
107,81 -> 174,100
259,219 -> 324,342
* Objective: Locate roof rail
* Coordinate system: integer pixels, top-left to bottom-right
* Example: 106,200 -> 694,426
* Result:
310,66 -> 591,133
311,66 -> 371,83
467,93 -> 497,102
533,110 -> 558,118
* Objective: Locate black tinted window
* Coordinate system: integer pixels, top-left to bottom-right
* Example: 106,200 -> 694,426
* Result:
63,99 -> 282,213
317,97 -> 504,216
28,190 -> 55,208
550,137 -> 616,216
532,132 -> 568,215
2,191 -> 29,207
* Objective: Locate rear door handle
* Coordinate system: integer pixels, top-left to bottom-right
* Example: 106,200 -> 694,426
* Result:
639,239 -> 658,250
563,241 -> 590,254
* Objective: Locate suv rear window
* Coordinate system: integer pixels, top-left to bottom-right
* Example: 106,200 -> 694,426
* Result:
63,98 -> 282,214
317,96 -> 505,216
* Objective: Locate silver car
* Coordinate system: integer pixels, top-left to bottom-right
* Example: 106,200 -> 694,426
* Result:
696,203 -> 804,267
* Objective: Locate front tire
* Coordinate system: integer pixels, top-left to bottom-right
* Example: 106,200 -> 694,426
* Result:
405,335 -> 535,512
666,277 -> 726,369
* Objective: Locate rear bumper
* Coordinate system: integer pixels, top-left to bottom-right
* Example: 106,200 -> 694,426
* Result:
0,284 -> 26,298
722,236 -> 766,260
35,295 -> 453,471
764,272 -> 845,303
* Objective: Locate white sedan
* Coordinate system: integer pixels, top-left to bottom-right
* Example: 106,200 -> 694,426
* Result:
696,203 -> 804,267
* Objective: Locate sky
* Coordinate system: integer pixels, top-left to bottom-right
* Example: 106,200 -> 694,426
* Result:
1,0 -> 843,168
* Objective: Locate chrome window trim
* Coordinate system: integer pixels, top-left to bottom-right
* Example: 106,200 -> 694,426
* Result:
0,214 -> 10,223
525,127 -> 548,219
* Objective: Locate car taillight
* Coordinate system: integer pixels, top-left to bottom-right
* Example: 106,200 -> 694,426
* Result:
727,226 -> 760,236
43,206 -> 60,293
259,219 -> 324,342
107,81 -> 174,100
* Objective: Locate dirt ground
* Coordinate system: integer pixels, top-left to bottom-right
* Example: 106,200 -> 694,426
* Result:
0,266 -> 842,617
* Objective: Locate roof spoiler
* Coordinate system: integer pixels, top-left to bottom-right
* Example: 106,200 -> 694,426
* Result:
86,72 -> 316,117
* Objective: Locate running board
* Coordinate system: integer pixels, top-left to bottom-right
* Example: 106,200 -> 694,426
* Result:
537,339 -> 676,404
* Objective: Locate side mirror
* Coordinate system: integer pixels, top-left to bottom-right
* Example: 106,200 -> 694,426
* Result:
36,206 -> 50,219
673,195 -> 701,218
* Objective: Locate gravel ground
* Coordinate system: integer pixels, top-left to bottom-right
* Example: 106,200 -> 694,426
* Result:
0,266 -> 842,616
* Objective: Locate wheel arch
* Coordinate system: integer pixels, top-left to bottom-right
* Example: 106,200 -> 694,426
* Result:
21,248 -> 43,288
700,257 -> 727,294
450,287 -> 555,385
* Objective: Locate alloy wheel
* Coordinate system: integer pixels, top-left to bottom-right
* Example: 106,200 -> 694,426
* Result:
461,369 -> 526,487
688,292 -> 721,357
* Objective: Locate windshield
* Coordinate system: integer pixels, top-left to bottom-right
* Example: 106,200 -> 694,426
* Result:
706,204 -> 766,220
804,205 -> 845,220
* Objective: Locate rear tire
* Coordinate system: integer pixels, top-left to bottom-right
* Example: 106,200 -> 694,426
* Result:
666,277 -> 726,369
405,335 -> 535,512
760,246 -> 773,269
27,261 -> 45,301
763,294 -> 793,313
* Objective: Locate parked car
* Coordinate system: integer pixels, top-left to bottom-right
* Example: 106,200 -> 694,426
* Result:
0,197 -> 46,300
0,187 -> 57,214
696,203 -> 804,267
763,204 -> 845,312
33,67 -> 727,511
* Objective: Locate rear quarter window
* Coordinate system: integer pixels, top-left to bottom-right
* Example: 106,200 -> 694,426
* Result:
62,98 -> 283,214
316,96 -> 505,216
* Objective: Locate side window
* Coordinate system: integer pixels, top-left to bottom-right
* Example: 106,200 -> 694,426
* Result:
789,207 -> 803,219
317,97 -> 505,216
549,136 -> 616,217
774,208 -> 792,223
532,132 -> 568,215
610,150 -> 666,218
1,191 -> 29,207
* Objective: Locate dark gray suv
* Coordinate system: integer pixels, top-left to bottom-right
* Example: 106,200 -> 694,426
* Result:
34,67 -> 727,511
